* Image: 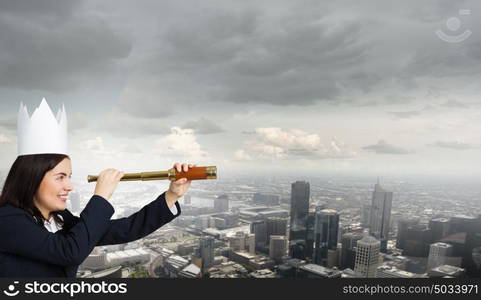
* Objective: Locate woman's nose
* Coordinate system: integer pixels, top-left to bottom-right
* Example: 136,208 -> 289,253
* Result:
65,181 -> 74,191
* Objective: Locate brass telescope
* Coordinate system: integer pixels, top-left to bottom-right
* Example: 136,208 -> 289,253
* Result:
87,166 -> 217,183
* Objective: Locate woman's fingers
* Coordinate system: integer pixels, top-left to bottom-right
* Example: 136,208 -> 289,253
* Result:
174,162 -> 196,173
171,163 -> 195,185
173,177 -> 187,185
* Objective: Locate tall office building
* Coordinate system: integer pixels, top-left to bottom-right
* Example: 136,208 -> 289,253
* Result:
429,218 -> 450,242
313,209 -> 339,266
341,232 -> 364,269
402,223 -> 433,257
448,216 -> 481,276
396,218 -> 419,250
361,205 -> 371,227
305,210 -> 316,259
369,181 -> 392,252
266,217 -> 288,245
269,235 -> 288,263
199,236 -> 215,270
354,235 -> 381,278
289,181 -> 310,257
251,220 -> 267,251
427,242 -> 454,271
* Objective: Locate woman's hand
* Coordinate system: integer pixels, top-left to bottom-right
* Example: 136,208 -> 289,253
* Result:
165,163 -> 194,204
93,168 -> 124,200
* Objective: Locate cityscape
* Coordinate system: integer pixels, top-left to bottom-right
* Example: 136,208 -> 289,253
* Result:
2,170 -> 478,279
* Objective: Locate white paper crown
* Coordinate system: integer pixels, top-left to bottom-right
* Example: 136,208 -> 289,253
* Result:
17,98 -> 68,156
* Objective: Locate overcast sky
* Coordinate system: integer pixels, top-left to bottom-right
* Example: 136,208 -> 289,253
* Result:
1,0 -> 481,180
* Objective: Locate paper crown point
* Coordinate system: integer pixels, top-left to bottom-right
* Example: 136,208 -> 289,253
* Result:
17,97 -> 68,156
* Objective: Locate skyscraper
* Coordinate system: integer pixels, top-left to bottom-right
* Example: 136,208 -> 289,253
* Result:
354,235 -> 381,278
448,216 -> 481,277
401,223 -> 433,257
266,217 -> 288,245
429,218 -> 450,242
396,218 -> 419,250
313,209 -> 339,266
361,204 -> 371,227
369,181 -> 392,252
251,220 -> 267,252
305,210 -> 316,259
289,181 -> 310,257
341,232 -> 364,269
199,236 -> 215,270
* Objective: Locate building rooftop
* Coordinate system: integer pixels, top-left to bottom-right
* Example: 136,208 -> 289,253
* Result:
377,265 -> 427,278
300,264 -> 341,277
358,235 -> 380,245
249,269 -> 277,278
180,263 -> 201,276
432,265 -> 465,275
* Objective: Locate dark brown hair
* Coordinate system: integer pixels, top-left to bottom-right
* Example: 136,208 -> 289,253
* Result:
0,154 -> 70,225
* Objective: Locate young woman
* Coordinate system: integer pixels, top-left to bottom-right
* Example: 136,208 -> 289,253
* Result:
0,154 -> 193,277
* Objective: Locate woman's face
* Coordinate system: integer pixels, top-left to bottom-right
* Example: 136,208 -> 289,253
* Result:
34,158 -> 74,214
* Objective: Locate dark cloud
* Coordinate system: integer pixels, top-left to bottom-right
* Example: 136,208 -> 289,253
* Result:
0,0 -> 131,93
97,111 -> 171,139
0,107 -> 88,134
429,140 -> 476,150
362,140 -> 411,154
117,97 -> 175,119
0,0 -> 78,19
182,117 -> 224,135
112,0 -> 481,116
119,3 -> 371,113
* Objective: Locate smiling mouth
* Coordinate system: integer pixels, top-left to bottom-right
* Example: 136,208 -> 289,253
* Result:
58,195 -> 68,202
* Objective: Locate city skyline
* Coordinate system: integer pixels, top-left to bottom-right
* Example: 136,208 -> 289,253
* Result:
2,170 -> 475,278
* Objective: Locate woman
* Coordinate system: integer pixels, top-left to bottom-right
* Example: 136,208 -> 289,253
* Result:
0,153 -> 193,277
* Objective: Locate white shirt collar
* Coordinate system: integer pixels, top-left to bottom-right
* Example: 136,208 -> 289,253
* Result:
43,214 -> 64,233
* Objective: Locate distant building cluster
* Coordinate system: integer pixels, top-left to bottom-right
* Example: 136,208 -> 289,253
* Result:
73,177 -> 481,279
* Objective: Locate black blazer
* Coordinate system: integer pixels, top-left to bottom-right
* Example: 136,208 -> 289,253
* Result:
0,192 -> 181,277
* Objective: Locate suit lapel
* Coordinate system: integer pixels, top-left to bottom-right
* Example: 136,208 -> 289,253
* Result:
56,209 -> 80,232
